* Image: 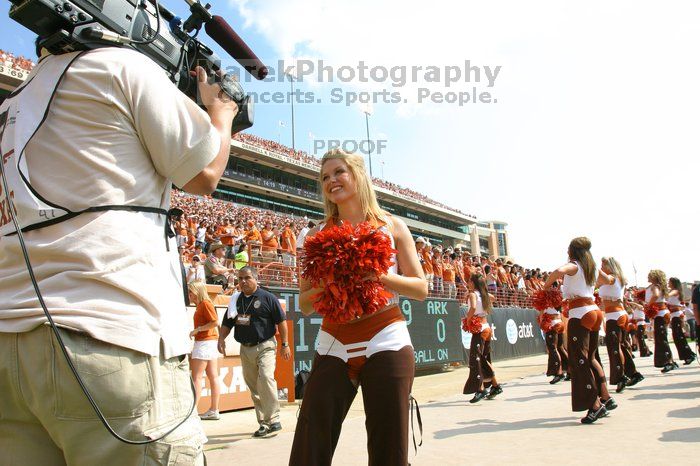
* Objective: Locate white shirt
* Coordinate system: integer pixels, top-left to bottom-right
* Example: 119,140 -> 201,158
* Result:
196,226 -> 207,243
296,226 -> 310,249
684,305 -> 695,320
599,277 -> 624,300
0,48 -> 219,358
187,265 -> 206,283
562,262 -> 595,299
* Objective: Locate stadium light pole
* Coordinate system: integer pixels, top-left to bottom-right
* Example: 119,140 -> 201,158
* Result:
285,66 -> 297,152
361,103 -> 373,177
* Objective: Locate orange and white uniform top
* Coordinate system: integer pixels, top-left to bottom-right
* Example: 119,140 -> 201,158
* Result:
667,295 -> 683,318
599,278 -> 626,321
633,308 -> 647,324
562,262 -> 598,319
473,291 -> 491,332
314,218 -> 409,380
645,287 -> 669,317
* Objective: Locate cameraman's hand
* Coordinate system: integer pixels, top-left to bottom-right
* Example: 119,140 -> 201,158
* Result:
184,67 -> 239,195
194,66 -> 238,118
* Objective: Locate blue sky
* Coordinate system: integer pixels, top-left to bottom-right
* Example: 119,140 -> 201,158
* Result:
3,1 -> 699,283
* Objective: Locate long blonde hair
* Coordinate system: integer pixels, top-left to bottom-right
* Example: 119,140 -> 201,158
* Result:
648,269 -> 668,298
568,237 -> 596,287
319,149 -> 387,223
187,281 -> 212,305
602,256 -> 627,287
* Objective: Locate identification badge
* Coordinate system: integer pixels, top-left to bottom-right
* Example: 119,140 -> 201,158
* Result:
237,315 -> 251,326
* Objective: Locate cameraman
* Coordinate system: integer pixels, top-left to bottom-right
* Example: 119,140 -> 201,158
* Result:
0,44 -> 237,465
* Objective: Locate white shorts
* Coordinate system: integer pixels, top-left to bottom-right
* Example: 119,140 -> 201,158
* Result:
191,340 -> 219,361
605,310 -> 626,322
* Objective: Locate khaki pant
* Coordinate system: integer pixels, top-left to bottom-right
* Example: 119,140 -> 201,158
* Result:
239,338 -> 280,426
0,325 -> 205,466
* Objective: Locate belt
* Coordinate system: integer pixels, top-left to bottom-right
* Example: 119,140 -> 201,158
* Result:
240,337 -> 273,347
602,301 -> 625,313
566,297 -> 596,309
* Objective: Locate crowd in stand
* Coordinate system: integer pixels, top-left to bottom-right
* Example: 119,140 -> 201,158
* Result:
414,237 -> 544,307
0,49 -> 35,72
171,191 -> 538,305
233,132 -> 475,219
234,132 -> 320,167
172,190 -> 318,289
172,191 -> 696,339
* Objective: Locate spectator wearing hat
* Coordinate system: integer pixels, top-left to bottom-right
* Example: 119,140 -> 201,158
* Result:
187,255 -> 206,284
205,242 -> 235,288
415,237 -> 426,265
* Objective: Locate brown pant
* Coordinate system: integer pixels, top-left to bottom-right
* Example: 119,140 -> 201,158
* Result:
545,329 -> 568,376
605,319 -> 626,385
289,346 -> 415,466
567,318 -> 607,411
653,317 -> 674,368
637,324 -> 652,356
463,331 -> 495,394
620,328 -> 638,378
670,317 -> 695,361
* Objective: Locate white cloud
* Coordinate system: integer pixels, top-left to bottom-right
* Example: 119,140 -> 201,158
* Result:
228,0 -> 700,282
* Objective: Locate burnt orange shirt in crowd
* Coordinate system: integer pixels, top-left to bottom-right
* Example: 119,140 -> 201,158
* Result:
453,260 -> 464,283
261,228 -> 279,251
462,261 -> 472,282
193,300 -> 219,341
218,225 -> 235,246
421,250 -> 433,274
281,227 -> 296,254
443,263 -> 456,283
245,226 -> 262,243
432,255 -> 443,276
497,267 -> 509,287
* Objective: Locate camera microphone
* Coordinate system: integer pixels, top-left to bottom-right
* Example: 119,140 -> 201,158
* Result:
205,16 -> 268,80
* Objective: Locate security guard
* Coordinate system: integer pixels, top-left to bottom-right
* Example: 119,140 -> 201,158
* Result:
218,266 -> 290,437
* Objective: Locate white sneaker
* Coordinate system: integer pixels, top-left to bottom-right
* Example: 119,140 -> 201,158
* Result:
199,410 -> 220,420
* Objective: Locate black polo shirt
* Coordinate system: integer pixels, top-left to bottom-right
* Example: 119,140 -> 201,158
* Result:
221,287 -> 285,345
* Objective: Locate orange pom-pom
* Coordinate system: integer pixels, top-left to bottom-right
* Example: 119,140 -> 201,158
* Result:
532,289 -> 563,312
301,221 -> 397,323
462,316 -> 483,334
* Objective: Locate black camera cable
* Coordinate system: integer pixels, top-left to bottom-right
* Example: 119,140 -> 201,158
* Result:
0,148 -> 196,446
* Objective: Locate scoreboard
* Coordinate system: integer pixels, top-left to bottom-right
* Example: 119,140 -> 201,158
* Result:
272,288 -> 463,374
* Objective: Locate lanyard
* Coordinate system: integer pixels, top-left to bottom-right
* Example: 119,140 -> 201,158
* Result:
240,293 -> 256,316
